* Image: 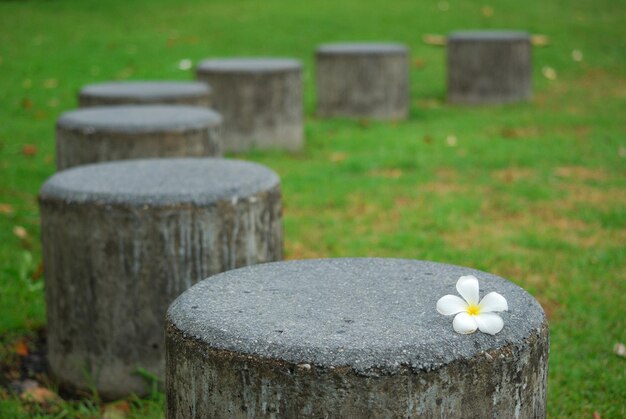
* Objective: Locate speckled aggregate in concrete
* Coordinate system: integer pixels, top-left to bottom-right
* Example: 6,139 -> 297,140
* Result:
317,42 -> 408,54
79,81 -> 211,101
168,258 -> 545,375
448,31 -> 530,42
197,58 -> 301,73
40,158 -> 280,207
57,105 -> 220,133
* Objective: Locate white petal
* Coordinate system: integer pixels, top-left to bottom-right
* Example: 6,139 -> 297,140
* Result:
479,292 -> 508,313
452,312 -> 478,334
475,312 -> 504,335
456,275 -> 479,305
436,295 -> 468,315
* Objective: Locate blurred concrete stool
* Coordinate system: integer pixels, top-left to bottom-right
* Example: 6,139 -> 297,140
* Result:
39,158 -> 283,399
166,258 -> 548,418
78,81 -> 212,107
196,58 -> 303,152
447,31 -> 532,104
315,43 -> 409,119
55,105 -> 222,170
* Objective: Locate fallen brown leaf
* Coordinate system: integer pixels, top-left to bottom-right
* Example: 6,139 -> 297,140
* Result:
593,411 -> 601,419
22,144 -> 38,156
21,385 -> 60,405
613,342 -> 626,358
542,66 -> 557,80
0,203 -> 14,215
103,400 -> 131,419
531,35 -> 550,46
42,78 -> 58,89
21,98 -> 33,109
481,6 -> 494,17
329,152 -> 348,163
13,225 -> 28,239
14,339 -> 29,357
413,59 -> 426,69
32,261 -> 44,281
422,34 -> 447,46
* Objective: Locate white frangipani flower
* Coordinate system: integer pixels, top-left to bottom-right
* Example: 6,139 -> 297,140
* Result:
436,275 -> 508,335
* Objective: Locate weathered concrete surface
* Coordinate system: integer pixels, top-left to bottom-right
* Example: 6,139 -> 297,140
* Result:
78,81 -> 212,107
315,43 -> 409,119
196,58 -> 303,152
39,158 -> 283,400
167,258 -> 548,418
56,105 -> 222,170
447,31 -> 532,104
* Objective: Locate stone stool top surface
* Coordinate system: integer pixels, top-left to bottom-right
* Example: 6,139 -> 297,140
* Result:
448,30 -> 530,42
316,42 -> 408,54
79,81 -> 211,100
57,105 -> 221,134
197,58 -> 301,74
168,258 -> 545,375
40,158 -> 279,206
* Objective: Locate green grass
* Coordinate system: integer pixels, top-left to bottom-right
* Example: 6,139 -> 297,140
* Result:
1,0 -> 624,417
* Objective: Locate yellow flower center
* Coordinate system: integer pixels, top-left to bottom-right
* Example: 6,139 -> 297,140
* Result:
467,304 -> 481,316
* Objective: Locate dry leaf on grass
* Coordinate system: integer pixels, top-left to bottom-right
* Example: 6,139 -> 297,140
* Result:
531,35 -> 550,46
42,78 -> 58,89
20,385 -> 61,405
14,340 -> 29,357
572,49 -> 583,62
22,144 -> 38,156
542,66 -> 557,80
422,34 -> 446,46
329,152 -> 348,163
613,342 -> 625,358
31,261 -> 44,281
13,225 -> 28,239
0,203 -> 14,215
103,400 -> 131,419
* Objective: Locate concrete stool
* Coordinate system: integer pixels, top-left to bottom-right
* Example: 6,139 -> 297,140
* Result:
55,105 -> 222,170
166,258 -> 548,418
196,58 -> 303,152
315,43 -> 409,119
39,158 -> 283,399
78,81 -> 212,107
447,31 -> 532,104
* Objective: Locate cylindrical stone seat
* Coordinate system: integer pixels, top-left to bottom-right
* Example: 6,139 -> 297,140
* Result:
166,258 -> 548,418
195,58 -> 303,152
78,81 -> 212,107
55,105 -> 222,170
39,158 -> 283,399
447,31 -> 532,104
315,43 -> 410,119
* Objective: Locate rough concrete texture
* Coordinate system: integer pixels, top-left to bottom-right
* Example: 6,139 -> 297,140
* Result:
315,43 -> 409,120
447,31 -> 532,104
167,258 -> 548,418
39,158 -> 283,400
78,81 -> 212,107
196,58 -> 303,152
56,105 -> 222,170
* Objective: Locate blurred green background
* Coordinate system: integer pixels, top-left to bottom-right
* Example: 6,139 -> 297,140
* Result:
0,0 -> 624,417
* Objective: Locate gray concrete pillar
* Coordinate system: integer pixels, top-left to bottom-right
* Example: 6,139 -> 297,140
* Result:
78,81 -> 212,107
167,258 -> 548,418
447,31 -> 532,104
39,158 -> 283,399
195,58 -> 303,153
315,43 -> 410,119
55,105 -> 222,170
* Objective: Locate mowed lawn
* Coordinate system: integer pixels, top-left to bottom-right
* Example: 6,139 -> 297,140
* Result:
0,0 -> 624,417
